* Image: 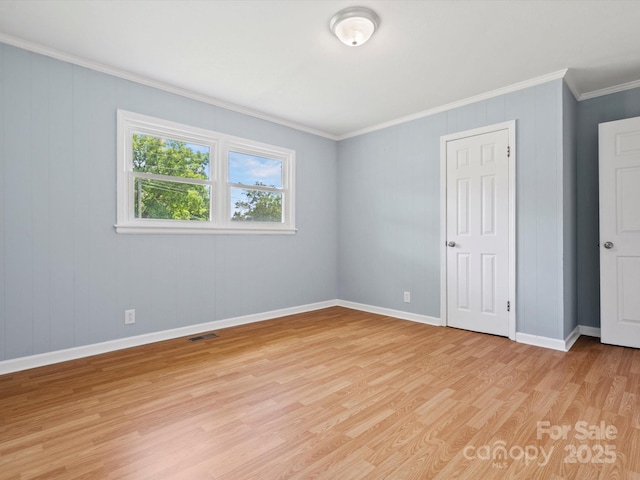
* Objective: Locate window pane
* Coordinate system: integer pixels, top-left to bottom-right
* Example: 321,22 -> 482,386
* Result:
230,187 -> 282,222
134,177 -> 211,221
133,133 -> 210,180
228,151 -> 282,188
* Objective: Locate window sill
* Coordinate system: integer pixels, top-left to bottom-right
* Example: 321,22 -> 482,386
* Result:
114,224 -> 297,235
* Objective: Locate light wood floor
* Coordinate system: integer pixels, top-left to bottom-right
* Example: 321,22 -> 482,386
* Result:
1,307 -> 639,479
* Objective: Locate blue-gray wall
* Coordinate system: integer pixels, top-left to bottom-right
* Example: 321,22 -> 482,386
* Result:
576,86 -> 640,328
338,79 -> 571,340
0,44 -> 338,362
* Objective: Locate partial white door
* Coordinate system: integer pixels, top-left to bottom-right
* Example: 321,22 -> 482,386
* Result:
599,116 -> 640,348
443,126 -> 512,337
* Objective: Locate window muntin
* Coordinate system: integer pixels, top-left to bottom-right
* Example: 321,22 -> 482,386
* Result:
116,110 -> 295,234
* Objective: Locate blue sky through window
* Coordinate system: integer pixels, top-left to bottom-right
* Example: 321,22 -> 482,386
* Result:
228,151 -> 282,188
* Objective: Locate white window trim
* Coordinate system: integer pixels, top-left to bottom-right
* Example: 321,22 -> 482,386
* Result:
116,110 -> 296,235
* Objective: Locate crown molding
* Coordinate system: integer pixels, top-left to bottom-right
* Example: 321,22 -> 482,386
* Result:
563,69 -> 581,100
578,78 -> 640,101
4,32 -> 640,142
338,69 -> 569,140
0,33 -> 339,141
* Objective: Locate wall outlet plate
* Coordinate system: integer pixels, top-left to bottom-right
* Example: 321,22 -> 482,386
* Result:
403,292 -> 411,303
125,309 -> 135,324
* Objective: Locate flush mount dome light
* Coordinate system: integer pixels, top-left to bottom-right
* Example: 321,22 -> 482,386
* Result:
329,6 -> 380,47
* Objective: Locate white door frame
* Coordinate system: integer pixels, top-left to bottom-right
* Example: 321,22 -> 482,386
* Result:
439,121 -> 517,340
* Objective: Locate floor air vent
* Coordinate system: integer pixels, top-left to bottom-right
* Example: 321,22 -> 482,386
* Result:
188,333 -> 218,342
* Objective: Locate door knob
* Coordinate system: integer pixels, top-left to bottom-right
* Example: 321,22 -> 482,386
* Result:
447,241 -> 456,247
603,241 -> 614,249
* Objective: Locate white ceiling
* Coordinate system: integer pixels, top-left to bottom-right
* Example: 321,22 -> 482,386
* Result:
1,0 -> 640,139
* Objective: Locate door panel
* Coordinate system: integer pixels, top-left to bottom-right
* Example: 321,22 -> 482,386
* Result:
481,175 -> 496,235
457,253 -> 470,310
599,116 -> 640,348
445,129 -> 510,337
618,257 -> 640,324
457,179 -> 470,235
481,254 -> 496,314
617,167 -> 640,232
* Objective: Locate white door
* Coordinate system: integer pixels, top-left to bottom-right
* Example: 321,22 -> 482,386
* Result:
599,116 -> 640,348
443,126 -> 512,337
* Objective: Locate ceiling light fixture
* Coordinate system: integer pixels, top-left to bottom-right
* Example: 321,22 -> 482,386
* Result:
329,6 -> 380,47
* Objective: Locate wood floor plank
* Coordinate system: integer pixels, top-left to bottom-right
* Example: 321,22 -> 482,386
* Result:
1,307 -> 639,479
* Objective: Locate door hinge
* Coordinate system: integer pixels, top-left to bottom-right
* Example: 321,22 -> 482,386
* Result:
507,301 -> 511,312
507,145 -> 511,158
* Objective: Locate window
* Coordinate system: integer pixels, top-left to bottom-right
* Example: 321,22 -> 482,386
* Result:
116,110 -> 295,234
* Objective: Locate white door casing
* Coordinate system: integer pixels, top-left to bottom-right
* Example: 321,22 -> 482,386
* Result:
440,121 -> 516,339
599,116 -> 640,348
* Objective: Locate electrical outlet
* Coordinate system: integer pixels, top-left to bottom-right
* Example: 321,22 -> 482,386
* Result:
403,291 -> 411,303
125,309 -> 136,325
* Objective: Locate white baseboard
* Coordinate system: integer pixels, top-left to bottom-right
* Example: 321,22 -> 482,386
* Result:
515,332 -> 569,351
0,300 -> 338,375
336,300 -> 443,327
337,300 -> 598,353
564,326 -> 581,351
579,325 -> 601,338
515,324 -> 601,352
0,298 -> 605,375
338,300 -> 592,353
